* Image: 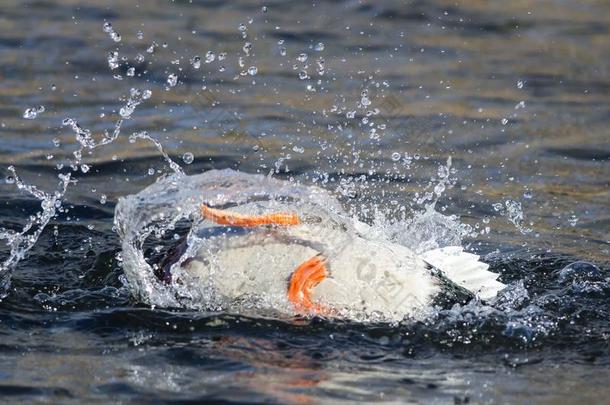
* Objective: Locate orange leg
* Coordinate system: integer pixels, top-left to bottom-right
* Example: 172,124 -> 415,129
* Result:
288,255 -> 328,314
201,204 -> 300,227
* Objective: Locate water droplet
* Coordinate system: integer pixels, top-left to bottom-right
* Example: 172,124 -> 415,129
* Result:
166,73 -> 178,87
292,145 -> 305,153
501,118 -> 508,125
218,52 -> 227,61
135,53 -> 145,63
191,56 -> 201,69
80,164 -> 90,173
517,80 -> 524,89
120,88 -> 148,118
137,30 -> 144,40
262,6 -> 268,12
434,182 -> 445,196
297,53 -> 308,63
238,23 -> 247,37
100,194 -> 107,204
523,190 -> 533,199
360,90 -> 371,107
182,152 -> 194,164
316,58 -> 325,75
298,70 -> 309,80
568,215 -> 579,227
247,66 -> 258,75
391,152 -> 401,161
205,51 -> 215,63
107,51 -> 119,70
102,22 -> 113,33
146,42 -> 157,54
437,165 -> 449,179
126,67 -> 135,76
242,43 -> 252,56
23,105 -> 45,119
279,47 -> 287,56
103,22 -> 121,42
148,168 -> 155,176
314,42 -> 325,51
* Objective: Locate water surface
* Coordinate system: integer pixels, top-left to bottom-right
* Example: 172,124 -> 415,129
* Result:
0,0 -> 609,403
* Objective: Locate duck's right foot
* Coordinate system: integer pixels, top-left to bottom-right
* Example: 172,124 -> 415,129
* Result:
287,255 -> 329,314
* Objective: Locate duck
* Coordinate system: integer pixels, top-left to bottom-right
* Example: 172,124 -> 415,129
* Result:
160,196 -> 506,322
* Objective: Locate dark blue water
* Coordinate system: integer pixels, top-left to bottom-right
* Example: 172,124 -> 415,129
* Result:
0,0 -> 609,403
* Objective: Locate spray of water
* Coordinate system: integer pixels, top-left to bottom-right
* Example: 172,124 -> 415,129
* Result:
1,18 -> 534,307
0,169 -> 71,296
1,90 -> 152,296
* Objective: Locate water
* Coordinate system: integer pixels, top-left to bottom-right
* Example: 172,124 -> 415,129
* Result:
1,0 -> 609,402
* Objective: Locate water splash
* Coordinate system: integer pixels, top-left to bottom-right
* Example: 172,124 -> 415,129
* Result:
119,88 -> 152,119
23,105 -> 45,119
114,169 -> 471,318
166,73 -> 178,88
102,21 -> 121,43
0,168 -> 71,296
129,131 -> 183,174
493,199 -> 532,234
2,82 -> 151,296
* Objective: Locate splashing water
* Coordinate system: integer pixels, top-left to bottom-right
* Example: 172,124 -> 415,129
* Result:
114,169 -> 471,318
23,105 -> 45,119
493,199 -> 532,235
129,131 -> 183,174
0,168 -> 71,296
119,88 -> 152,119
1,83 -> 152,296
0,13 -> 575,319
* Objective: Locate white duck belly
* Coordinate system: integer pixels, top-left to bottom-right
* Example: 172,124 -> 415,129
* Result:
184,237 -> 318,313
182,224 -> 440,322
312,238 -> 439,321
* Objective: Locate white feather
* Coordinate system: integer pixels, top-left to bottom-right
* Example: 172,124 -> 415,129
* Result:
419,246 -> 505,300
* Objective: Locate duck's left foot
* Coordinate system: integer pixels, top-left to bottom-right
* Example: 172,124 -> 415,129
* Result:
288,255 -> 328,314
201,204 -> 300,227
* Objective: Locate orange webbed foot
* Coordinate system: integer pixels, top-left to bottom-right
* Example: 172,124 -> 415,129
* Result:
288,255 -> 329,315
201,204 -> 300,227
